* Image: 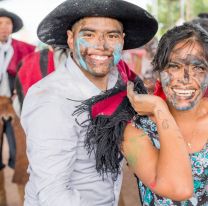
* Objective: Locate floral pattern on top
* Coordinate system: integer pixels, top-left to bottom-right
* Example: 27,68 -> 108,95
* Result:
133,115 -> 208,206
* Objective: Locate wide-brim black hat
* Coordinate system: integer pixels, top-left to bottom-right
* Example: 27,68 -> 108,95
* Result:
37,0 -> 158,50
0,8 -> 23,33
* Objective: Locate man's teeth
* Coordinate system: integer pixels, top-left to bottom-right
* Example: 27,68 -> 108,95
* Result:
173,89 -> 195,97
90,55 -> 108,60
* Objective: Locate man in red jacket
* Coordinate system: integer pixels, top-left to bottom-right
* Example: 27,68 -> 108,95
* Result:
0,8 -> 35,205
15,48 -> 69,107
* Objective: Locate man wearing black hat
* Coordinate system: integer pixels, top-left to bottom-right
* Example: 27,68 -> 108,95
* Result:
0,8 -> 35,205
21,0 -> 158,205
0,9 -> 35,93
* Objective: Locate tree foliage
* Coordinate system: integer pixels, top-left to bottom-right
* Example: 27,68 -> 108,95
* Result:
147,0 -> 208,36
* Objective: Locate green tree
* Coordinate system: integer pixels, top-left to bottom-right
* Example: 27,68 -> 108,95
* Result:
147,0 -> 208,37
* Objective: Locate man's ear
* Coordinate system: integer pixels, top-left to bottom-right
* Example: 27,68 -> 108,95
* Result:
122,33 -> 125,46
67,30 -> 74,50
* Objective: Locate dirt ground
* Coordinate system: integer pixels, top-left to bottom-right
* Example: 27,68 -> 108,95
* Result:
3,138 -> 22,206
3,139 -> 141,206
119,161 -> 142,206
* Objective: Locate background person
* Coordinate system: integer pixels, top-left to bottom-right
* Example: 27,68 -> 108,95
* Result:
140,37 -> 158,94
15,47 -> 69,107
0,8 -> 35,205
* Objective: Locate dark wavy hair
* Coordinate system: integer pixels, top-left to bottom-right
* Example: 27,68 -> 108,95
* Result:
191,18 -> 208,32
152,23 -> 208,72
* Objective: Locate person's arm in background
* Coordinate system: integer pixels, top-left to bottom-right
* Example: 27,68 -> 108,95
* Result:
122,82 -> 193,201
21,87 -> 90,206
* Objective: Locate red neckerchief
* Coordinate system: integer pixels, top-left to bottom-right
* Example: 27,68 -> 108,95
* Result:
91,60 -> 136,119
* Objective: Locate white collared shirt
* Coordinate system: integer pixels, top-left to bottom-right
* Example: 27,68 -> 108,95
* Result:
21,56 -> 123,206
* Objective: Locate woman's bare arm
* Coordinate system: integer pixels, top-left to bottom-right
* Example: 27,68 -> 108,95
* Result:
122,82 -> 193,200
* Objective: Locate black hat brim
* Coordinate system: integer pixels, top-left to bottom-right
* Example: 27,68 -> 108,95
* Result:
37,0 -> 158,50
0,9 -> 23,33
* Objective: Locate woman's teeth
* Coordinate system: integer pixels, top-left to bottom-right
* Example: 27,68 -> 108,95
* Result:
173,88 -> 195,97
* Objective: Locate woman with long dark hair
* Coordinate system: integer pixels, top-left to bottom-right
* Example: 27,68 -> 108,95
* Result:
123,23 -> 208,205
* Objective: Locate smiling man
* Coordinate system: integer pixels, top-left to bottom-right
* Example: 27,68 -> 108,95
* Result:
67,17 -> 125,90
20,0 -> 158,205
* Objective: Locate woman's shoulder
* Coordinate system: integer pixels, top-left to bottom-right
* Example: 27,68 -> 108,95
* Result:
126,115 -> 160,148
197,98 -> 208,121
133,115 -> 157,134
124,121 -> 145,140
200,97 -> 208,110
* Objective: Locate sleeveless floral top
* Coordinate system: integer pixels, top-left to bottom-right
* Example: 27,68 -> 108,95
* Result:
133,116 -> 208,206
